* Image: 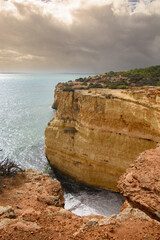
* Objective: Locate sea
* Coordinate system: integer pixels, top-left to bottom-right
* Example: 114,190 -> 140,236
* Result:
0,73 -> 124,216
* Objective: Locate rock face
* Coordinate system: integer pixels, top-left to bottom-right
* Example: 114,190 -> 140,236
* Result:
118,146 -> 160,221
0,168 -> 160,240
45,86 -> 160,191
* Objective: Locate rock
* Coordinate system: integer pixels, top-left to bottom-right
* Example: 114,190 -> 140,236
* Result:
99,202 -> 152,226
0,218 -> 13,229
0,168 -> 160,239
10,221 -> 41,231
22,208 -> 41,221
46,206 -> 77,218
85,218 -> 99,227
45,86 -> 160,191
24,169 -> 64,208
0,206 -> 16,218
37,194 -> 61,206
76,206 -> 160,240
118,146 -> 160,221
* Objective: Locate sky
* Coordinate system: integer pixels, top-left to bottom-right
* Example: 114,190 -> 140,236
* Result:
0,0 -> 160,73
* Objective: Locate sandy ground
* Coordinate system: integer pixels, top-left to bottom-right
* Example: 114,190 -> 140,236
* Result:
0,169 -> 160,240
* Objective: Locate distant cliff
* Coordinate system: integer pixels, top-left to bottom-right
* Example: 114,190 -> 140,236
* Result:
45,86 -> 160,191
54,65 -> 160,92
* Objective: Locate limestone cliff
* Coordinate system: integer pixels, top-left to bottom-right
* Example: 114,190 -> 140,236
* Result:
45,86 -> 160,191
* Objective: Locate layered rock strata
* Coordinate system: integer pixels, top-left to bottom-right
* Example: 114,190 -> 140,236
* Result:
45,86 -> 160,191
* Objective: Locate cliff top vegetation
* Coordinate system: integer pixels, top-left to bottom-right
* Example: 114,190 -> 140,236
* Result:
59,65 -> 160,91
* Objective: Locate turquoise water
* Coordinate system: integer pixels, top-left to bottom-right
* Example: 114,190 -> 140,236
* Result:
0,73 -> 124,216
0,73 -> 89,173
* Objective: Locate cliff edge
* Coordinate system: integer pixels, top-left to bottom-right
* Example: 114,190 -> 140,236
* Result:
45,86 -> 160,191
0,155 -> 160,239
118,145 -> 160,221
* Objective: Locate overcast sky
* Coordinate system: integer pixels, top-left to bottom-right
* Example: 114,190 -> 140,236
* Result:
0,0 -> 160,73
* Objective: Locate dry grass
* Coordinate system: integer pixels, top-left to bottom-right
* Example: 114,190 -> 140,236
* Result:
0,158 -> 24,177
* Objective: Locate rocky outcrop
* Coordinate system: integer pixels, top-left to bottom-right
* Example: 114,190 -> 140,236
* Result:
51,84 -> 62,109
118,145 -> 160,221
45,86 -> 160,191
0,168 -> 160,239
75,201 -> 160,240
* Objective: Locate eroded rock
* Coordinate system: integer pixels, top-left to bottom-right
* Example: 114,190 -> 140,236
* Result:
118,146 -> 160,221
0,168 -> 159,239
0,206 -> 15,218
45,86 -> 160,191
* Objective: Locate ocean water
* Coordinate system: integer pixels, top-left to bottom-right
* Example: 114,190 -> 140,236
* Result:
0,73 -> 124,216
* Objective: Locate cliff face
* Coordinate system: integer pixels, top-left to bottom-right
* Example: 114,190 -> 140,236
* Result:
118,145 -> 160,221
45,87 -> 160,191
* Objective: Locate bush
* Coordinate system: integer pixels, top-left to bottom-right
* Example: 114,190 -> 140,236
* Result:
88,83 -> 103,88
92,83 -> 103,88
63,86 -> 74,92
63,83 -> 69,86
0,158 -> 24,177
107,71 -> 115,76
82,82 -> 87,86
75,78 -> 84,82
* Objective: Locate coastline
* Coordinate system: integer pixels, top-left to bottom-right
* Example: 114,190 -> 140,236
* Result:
0,147 -> 160,239
45,86 -> 160,191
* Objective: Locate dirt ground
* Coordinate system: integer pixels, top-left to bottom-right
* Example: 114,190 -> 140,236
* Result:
0,169 -> 160,240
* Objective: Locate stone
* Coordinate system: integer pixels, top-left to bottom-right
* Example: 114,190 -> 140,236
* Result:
10,221 -> 41,231
118,146 -> 160,221
0,218 -> 12,229
0,206 -> 15,218
0,169 -> 160,239
45,86 -> 160,191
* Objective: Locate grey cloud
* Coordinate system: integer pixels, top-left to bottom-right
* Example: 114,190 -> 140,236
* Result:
0,2 -> 160,72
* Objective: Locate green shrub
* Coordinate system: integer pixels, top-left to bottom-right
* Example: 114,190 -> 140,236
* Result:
63,86 -> 74,92
88,83 -> 103,88
75,78 -> 84,82
82,82 -> 87,86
